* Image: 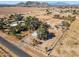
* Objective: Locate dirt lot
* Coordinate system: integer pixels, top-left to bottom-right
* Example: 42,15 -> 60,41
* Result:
0,7 -> 79,57
0,7 -> 45,15
50,20 -> 79,57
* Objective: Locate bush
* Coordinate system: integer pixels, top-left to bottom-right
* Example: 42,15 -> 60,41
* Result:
61,21 -> 70,29
53,14 -> 60,19
72,10 -> 77,14
46,9 -> 52,15
67,15 -> 76,23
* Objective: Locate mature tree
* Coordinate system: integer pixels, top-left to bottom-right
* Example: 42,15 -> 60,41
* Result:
25,16 -> 40,31
9,14 -> 24,21
0,18 -> 6,30
37,24 -> 48,40
10,24 -> 21,35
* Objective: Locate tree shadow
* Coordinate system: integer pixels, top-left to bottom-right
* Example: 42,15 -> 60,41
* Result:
47,32 -> 55,39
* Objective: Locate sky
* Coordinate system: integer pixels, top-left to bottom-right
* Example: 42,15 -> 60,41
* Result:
0,0 -> 79,1
0,1 -> 22,4
0,1 -> 79,4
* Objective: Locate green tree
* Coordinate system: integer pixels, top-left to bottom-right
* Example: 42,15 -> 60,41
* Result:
0,18 -> 6,31
25,16 -> 40,31
10,24 -> 21,35
9,14 -> 24,21
37,24 -> 48,40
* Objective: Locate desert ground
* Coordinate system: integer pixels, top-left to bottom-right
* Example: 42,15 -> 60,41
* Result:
0,7 -> 79,57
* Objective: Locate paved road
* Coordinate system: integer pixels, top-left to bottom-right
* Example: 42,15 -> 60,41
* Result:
0,37 -> 31,57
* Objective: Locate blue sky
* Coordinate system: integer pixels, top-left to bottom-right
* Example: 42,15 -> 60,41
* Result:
0,1 -> 22,4
0,1 -> 79,5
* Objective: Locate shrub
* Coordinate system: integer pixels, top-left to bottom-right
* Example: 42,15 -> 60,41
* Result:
46,9 -> 52,15
53,14 -> 60,19
67,15 -> 76,23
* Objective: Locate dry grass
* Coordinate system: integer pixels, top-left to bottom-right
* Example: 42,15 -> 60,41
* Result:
51,19 -> 79,56
0,7 -> 79,56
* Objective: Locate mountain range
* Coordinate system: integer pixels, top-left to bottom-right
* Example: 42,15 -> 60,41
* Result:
0,1 -> 79,7
48,1 -> 79,6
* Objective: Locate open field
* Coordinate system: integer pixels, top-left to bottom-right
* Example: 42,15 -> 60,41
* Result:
50,20 -> 79,56
0,7 -> 46,15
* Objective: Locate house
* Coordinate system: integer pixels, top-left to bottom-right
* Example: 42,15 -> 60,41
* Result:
10,21 -> 25,27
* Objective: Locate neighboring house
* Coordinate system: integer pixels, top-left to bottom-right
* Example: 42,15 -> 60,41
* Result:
52,9 -> 61,14
10,22 -> 18,27
10,21 -> 25,27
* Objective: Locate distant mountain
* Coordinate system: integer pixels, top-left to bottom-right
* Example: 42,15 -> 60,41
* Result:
0,1 -> 79,7
0,4 -> 16,7
17,2 -> 25,6
48,1 -> 70,6
48,1 -> 79,6
17,1 -> 49,7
